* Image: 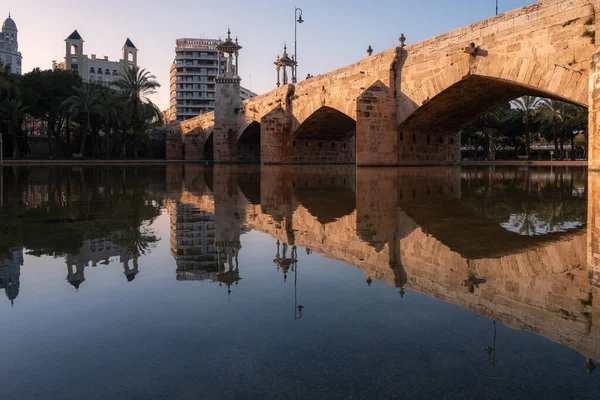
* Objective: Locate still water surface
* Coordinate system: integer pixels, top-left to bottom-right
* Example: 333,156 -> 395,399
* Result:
0,165 -> 598,399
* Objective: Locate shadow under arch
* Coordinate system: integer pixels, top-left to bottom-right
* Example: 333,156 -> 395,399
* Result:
291,106 -> 357,163
399,75 -> 586,138
204,133 -> 214,161
294,186 -> 356,224
238,121 -> 261,163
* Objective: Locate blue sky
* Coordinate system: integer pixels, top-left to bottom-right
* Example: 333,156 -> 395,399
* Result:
6,0 -> 533,110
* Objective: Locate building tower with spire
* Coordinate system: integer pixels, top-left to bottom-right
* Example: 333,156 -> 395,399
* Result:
0,13 -> 22,74
213,28 -> 243,162
52,30 -> 139,86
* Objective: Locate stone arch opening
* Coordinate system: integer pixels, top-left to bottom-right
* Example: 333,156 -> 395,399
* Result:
204,133 -> 214,161
398,73 -> 587,164
292,106 -> 356,163
70,44 -> 79,55
128,52 -> 134,62
238,121 -> 261,163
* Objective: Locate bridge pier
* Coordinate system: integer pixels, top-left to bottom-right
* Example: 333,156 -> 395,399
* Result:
260,107 -> 292,164
590,49 -> 600,170
356,81 -> 398,166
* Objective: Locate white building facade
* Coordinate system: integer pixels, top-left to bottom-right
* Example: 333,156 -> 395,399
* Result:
0,14 -> 22,74
53,30 -> 137,86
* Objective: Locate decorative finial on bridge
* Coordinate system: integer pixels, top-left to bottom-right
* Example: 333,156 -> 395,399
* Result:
399,33 -> 406,48
464,42 -> 480,56
367,45 -> 373,56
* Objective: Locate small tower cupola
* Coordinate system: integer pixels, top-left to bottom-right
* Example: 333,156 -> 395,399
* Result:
216,28 -> 242,80
2,13 -> 18,45
123,37 -> 138,67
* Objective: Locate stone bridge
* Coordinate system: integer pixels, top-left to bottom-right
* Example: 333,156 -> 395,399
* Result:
167,0 -> 600,166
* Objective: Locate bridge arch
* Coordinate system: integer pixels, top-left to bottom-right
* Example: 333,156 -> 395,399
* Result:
237,121 -> 261,163
291,105 -> 356,163
398,54 -> 588,136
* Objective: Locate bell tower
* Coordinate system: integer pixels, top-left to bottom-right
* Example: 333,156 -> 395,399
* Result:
65,30 -> 84,72
213,28 -> 242,162
122,38 -> 138,68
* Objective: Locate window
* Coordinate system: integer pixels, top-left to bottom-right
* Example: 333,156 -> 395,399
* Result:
292,141 -> 296,147
427,135 -> 430,144
412,134 -> 416,143
450,138 -> 454,145
98,68 -> 103,74
332,142 -> 336,149
439,136 -> 443,144
400,132 -> 403,141
90,67 -> 95,73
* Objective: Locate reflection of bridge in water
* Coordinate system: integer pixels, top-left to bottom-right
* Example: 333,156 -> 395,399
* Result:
166,165 -> 599,365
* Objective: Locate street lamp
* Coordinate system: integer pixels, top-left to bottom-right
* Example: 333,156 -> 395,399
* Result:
294,6 -> 304,83
496,0 -> 499,15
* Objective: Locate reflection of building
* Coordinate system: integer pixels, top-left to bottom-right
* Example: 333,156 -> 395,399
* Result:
167,202 -> 222,281
65,237 -> 140,290
0,248 -> 23,305
52,30 -> 138,86
0,14 -> 22,74
167,194 -> 247,294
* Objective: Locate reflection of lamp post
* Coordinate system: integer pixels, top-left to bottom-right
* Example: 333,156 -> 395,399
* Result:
294,6 -> 304,83
293,245 -> 304,319
485,320 -> 497,366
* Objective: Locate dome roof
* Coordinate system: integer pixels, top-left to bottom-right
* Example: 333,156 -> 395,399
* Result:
2,14 -> 16,30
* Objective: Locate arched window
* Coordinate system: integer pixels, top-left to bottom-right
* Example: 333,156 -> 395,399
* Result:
71,44 -> 79,55
128,52 -> 134,62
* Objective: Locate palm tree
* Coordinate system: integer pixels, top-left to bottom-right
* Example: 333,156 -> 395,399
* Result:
512,96 -> 541,160
115,67 -> 160,158
0,97 -> 29,159
61,84 -> 101,156
538,99 -> 564,158
97,89 -> 126,159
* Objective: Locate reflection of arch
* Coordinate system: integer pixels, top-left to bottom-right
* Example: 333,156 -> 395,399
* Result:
237,173 -> 261,205
204,133 -> 214,161
295,187 -> 356,224
293,106 -> 356,140
398,55 -> 588,135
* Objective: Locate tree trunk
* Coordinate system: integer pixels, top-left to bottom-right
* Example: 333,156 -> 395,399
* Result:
79,113 -> 89,156
106,127 -> 111,160
525,119 -> 530,160
65,117 -> 71,157
11,128 -> 18,159
121,130 -> 127,158
133,128 -> 138,159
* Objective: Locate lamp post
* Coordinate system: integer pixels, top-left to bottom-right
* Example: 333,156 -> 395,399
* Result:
496,0 -> 499,15
294,6 -> 304,83
0,132 -> 3,208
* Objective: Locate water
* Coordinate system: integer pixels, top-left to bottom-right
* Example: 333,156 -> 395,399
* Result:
0,165 -> 598,399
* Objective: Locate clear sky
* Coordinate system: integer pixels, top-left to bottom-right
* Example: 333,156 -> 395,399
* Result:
6,0 -> 533,111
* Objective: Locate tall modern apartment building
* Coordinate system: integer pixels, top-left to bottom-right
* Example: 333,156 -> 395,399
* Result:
0,14 -> 22,74
168,38 -> 257,122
